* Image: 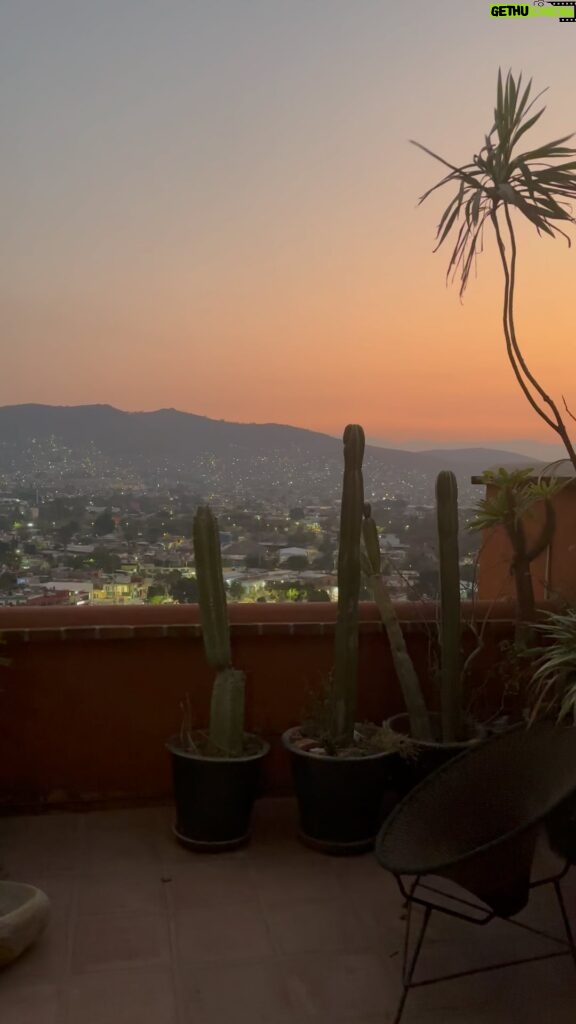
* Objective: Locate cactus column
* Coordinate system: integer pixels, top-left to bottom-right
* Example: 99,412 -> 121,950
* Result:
193,506 -> 245,757
332,424 -> 365,747
362,503 -> 433,742
436,471 -> 462,743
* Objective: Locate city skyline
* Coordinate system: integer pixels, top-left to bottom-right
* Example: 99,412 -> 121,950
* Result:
2,2 -> 576,447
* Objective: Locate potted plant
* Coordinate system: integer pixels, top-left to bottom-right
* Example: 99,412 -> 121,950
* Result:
458,466 -> 565,728
363,471 -> 485,790
411,68 -> 576,477
283,425 -> 414,854
527,606 -> 576,860
166,506 -> 269,851
468,467 -> 565,648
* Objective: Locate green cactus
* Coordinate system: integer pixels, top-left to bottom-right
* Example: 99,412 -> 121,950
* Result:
436,471 -> 462,743
331,424 -> 365,746
193,506 -> 245,757
361,504 -> 433,742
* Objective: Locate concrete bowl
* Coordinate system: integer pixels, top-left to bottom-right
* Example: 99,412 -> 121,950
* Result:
0,881 -> 51,968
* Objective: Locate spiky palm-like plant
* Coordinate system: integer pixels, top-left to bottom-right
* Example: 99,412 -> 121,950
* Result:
529,608 -> 576,724
468,468 -> 565,646
413,69 -> 576,471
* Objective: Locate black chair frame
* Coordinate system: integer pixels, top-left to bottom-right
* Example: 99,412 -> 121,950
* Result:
391,856 -> 576,1024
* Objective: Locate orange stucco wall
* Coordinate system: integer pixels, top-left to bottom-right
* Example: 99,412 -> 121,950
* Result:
0,602 -> 525,811
477,481 -> 576,604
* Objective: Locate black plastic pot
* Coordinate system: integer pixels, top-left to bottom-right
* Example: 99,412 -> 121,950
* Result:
166,736 -> 270,852
387,713 -> 485,796
283,727 -> 403,855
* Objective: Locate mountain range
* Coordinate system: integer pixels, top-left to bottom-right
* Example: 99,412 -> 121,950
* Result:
0,404 -> 544,504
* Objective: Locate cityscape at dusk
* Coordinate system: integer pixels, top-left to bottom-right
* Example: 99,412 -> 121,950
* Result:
3,1 -> 576,449
4,6 -> 576,1024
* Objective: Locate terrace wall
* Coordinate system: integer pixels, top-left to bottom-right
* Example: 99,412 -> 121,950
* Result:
0,602 -> 527,811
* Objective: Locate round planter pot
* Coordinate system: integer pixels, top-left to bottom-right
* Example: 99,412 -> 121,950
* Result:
0,882 -> 51,968
387,713 -> 485,795
166,736 -> 270,852
283,726 -> 403,855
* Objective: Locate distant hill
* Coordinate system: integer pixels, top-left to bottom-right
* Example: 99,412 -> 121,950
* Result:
0,404 -> 543,503
420,448 -> 542,472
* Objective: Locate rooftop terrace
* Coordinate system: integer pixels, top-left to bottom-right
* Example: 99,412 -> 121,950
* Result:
1,799 -> 575,1023
1,600 -> 575,1021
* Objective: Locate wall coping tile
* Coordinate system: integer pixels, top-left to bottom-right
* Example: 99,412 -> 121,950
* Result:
0,599 -> 553,643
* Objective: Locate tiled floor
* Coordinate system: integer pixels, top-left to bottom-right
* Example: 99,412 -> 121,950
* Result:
1,799 -> 575,1023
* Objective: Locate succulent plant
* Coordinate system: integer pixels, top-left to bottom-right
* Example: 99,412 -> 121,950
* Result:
193,506 -> 245,757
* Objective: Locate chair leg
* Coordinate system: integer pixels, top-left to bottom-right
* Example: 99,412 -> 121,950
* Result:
393,903 -> 432,1024
554,880 -> 576,971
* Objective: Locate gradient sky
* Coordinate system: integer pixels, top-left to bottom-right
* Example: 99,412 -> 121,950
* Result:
2,0 -> 576,449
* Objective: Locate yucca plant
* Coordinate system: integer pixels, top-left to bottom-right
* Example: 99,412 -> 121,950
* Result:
468,468 -> 566,646
529,608 -> 576,723
413,69 -> 576,472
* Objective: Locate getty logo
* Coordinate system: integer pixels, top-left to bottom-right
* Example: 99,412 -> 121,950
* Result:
490,2 -> 576,17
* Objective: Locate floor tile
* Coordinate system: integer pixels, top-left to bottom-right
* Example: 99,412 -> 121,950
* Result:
163,858 -> 256,910
77,866 -> 166,917
80,812 -> 161,870
0,983 -> 61,1024
285,952 -> 400,1019
264,898 -> 378,955
250,850 -> 342,907
174,903 -> 274,962
71,912 -> 171,973
67,967 -> 177,1024
182,958 -> 299,1023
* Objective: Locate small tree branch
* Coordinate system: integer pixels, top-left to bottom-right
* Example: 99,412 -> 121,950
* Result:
562,395 -> 576,425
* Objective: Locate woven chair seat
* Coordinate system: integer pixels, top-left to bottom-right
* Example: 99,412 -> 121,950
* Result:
376,721 -> 576,916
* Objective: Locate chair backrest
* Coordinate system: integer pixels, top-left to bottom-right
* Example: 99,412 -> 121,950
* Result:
376,722 -> 576,877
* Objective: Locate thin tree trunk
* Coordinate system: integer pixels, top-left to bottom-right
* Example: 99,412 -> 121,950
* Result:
491,206 -> 576,475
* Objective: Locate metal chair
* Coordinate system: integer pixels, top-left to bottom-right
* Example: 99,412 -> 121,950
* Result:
375,721 -> 576,1023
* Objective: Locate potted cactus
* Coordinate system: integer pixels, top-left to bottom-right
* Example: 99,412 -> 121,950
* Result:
166,506 -> 269,851
283,425 -> 413,854
364,471 -> 485,790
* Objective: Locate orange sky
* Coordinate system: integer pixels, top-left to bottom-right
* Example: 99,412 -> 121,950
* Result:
2,1 -> 575,448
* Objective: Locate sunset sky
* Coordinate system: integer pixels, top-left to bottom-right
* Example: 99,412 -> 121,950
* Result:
2,1 -> 576,452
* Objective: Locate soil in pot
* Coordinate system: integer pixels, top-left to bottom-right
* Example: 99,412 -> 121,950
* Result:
166,733 -> 270,852
283,724 -> 415,855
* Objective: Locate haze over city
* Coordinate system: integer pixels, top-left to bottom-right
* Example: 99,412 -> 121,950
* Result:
2,1 -> 575,453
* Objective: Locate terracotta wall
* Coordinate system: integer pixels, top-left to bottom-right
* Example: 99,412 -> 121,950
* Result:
477,480 -> 576,605
0,601 -> 523,811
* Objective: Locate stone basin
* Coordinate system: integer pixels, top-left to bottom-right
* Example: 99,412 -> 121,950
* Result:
0,881 -> 51,968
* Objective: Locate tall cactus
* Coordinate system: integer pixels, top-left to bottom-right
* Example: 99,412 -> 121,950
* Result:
436,471 -> 462,743
361,504 -> 433,741
332,424 -> 365,746
193,506 -> 245,757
